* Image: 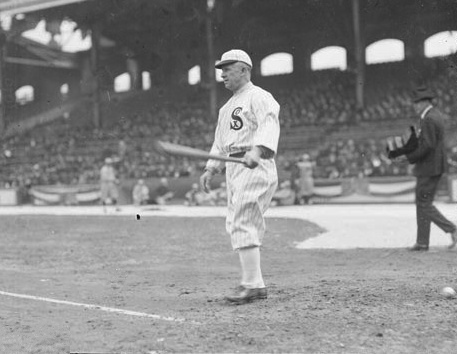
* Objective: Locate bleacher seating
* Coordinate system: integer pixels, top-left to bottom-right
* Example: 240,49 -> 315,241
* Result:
1,56 -> 457,189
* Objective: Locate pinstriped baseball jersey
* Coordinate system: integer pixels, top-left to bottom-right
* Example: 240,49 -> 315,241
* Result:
206,81 -> 280,173
206,81 -> 280,250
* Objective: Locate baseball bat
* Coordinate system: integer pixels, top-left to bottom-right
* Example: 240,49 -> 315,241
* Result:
153,140 -> 245,164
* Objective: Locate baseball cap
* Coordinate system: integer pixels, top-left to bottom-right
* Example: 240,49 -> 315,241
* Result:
215,49 -> 252,69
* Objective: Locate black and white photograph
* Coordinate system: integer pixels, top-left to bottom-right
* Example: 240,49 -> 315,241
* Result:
0,0 -> 457,353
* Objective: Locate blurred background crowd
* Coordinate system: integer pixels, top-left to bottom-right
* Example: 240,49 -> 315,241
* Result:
1,59 -> 456,191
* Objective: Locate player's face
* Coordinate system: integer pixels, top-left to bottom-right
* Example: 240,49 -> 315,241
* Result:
221,63 -> 245,92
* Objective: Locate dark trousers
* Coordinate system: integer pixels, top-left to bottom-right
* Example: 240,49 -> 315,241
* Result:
415,175 -> 455,246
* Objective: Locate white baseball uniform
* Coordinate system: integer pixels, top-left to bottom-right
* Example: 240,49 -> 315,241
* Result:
100,164 -> 118,202
206,81 -> 280,250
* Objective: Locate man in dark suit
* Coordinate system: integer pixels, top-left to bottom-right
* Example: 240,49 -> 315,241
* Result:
393,86 -> 457,251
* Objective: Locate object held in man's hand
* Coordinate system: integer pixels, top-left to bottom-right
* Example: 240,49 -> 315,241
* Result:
386,126 -> 418,159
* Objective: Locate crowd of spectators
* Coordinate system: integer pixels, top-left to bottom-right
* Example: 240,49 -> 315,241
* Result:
1,58 -> 456,190
280,138 -> 413,180
276,70 -> 356,128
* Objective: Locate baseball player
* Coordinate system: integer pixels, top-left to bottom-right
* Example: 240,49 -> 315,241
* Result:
100,157 -> 119,210
291,153 -> 315,205
200,49 -> 280,304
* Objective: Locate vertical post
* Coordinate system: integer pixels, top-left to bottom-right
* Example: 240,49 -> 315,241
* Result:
206,0 -> 217,119
0,31 -> 6,136
352,0 -> 365,110
90,23 -> 101,128
127,56 -> 142,90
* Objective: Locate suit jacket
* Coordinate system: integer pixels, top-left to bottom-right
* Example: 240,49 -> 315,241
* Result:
406,107 -> 447,177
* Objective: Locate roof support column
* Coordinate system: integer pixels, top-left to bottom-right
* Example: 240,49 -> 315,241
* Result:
206,0 -> 217,120
352,0 -> 365,110
292,46 -> 311,81
0,32 -> 6,136
127,57 -> 142,90
90,23 -> 101,128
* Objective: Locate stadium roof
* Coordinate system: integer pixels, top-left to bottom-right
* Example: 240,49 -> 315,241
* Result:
4,0 -> 457,71
0,0 -> 90,15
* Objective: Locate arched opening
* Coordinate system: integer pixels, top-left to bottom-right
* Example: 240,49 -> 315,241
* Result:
366,39 -> 405,64
311,46 -> 347,71
261,52 -> 293,76
15,85 -> 34,105
22,19 -> 91,53
142,71 -> 151,90
60,83 -> 69,99
114,73 -> 131,93
424,31 -> 457,58
188,65 -> 201,85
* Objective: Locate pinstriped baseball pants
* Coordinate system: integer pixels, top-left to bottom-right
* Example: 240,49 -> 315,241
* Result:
225,159 -> 278,250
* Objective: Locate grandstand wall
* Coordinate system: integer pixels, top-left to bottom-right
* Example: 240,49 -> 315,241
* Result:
1,0 -> 457,205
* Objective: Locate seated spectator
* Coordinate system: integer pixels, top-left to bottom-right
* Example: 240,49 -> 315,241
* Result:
153,177 -> 174,205
132,179 -> 150,205
271,180 -> 296,207
184,182 -> 219,206
184,183 -> 200,206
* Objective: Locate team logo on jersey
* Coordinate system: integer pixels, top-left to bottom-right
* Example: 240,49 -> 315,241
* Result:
230,107 -> 243,131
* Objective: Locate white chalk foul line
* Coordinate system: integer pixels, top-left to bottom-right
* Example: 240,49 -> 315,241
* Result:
0,290 -> 197,324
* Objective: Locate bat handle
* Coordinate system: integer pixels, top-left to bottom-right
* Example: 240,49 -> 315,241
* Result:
226,156 -> 245,164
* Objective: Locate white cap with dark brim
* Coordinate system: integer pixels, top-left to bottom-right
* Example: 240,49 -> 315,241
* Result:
215,49 -> 252,69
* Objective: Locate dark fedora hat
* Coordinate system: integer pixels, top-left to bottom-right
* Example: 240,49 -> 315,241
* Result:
411,85 -> 435,103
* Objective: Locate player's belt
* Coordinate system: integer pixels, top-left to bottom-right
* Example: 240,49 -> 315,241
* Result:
229,151 -> 274,159
229,151 -> 246,158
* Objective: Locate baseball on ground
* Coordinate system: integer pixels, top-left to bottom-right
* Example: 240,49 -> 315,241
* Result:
440,287 -> 456,299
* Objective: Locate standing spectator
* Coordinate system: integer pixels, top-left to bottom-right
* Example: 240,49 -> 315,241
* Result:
271,180 -> 296,206
132,179 -> 149,205
291,153 -> 315,205
100,157 -> 119,208
118,139 -> 127,160
391,85 -> 457,251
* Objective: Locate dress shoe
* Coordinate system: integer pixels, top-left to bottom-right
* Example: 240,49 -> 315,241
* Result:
408,243 -> 429,251
225,286 -> 267,304
449,230 -> 457,250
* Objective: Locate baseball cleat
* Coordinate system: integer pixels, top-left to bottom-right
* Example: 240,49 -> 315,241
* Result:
225,286 -> 267,304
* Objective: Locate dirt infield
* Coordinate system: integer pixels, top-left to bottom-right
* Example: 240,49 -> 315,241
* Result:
1,211 -> 457,353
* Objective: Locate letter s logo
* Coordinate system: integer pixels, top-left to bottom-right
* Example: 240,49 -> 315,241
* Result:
230,107 -> 243,131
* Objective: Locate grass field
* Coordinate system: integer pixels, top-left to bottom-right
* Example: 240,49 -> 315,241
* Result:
1,210 -> 456,354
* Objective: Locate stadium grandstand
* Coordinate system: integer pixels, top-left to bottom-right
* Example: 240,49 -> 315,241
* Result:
0,0 -> 456,205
